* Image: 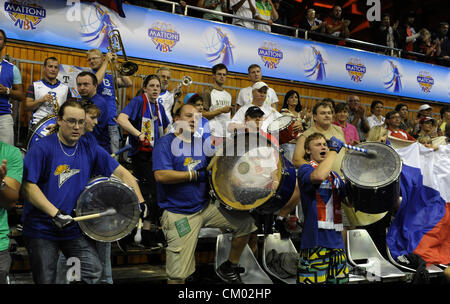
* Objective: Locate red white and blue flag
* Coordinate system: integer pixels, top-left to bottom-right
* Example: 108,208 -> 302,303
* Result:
387,143 -> 450,265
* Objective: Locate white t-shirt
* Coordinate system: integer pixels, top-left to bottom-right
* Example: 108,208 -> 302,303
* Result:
208,89 -> 232,137
30,80 -> 70,125
231,103 -> 281,134
158,90 -> 175,123
230,0 -> 256,29
367,114 -> 385,129
237,86 -> 278,108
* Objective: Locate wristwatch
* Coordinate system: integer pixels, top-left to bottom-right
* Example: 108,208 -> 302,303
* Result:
0,180 -> 6,191
5,87 -> 10,96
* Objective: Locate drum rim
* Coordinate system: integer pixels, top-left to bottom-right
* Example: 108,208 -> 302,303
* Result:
26,115 -> 57,150
210,136 -> 294,211
76,177 -> 140,242
342,142 -> 402,189
267,115 -> 293,133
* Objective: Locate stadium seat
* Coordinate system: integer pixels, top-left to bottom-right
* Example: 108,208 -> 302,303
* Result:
347,229 -> 405,282
262,233 -> 298,284
215,233 -> 272,284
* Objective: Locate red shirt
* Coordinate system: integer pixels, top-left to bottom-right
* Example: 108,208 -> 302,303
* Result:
388,128 -> 416,141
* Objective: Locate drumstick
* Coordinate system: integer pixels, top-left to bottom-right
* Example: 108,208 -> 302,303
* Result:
343,144 -> 378,157
111,144 -> 131,158
73,208 -> 117,222
134,218 -> 142,244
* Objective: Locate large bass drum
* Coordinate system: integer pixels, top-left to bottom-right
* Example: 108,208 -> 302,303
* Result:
210,133 -> 296,215
26,115 -> 57,150
75,176 -> 140,242
341,142 -> 402,214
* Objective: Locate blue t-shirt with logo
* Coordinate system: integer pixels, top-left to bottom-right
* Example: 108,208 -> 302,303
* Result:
21,133 -> 119,240
298,164 -> 345,250
152,133 -> 213,214
94,71 -> 117,126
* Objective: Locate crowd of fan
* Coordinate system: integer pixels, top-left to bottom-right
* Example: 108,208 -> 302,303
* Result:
124,1 -> 450,67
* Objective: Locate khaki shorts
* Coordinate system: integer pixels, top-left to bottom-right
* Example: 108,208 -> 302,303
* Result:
161,201 -> 257,281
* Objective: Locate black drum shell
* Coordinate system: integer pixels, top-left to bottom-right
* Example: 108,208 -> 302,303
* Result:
342,142 -> 402,214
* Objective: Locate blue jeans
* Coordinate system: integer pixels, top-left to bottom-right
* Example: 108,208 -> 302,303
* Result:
24,236 -> 102,284
56,241 -> 112,284
109,124 -> 121,160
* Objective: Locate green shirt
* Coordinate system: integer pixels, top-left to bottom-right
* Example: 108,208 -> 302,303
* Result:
0,141 -> 23,251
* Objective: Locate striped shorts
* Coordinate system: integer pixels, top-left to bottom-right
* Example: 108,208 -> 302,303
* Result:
297,247 -> 349,284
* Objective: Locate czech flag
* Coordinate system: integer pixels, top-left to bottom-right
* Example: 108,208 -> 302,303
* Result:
82,0 -> 126,17
386,142 -> 450,265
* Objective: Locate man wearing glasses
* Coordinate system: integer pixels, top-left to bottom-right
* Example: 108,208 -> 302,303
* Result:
75,71 -> 110,153
21,100 -> 146,284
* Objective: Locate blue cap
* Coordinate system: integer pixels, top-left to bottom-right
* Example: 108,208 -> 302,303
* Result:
183,93 -> 199,104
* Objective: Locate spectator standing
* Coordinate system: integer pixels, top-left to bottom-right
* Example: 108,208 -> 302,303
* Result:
198,0 -> 228,22
230,0 -> 256,29
323,6 -> 350,40
299,8 -> 324,33
373,14 -> 401,53
416,29 -> 441,62
398,11 -> 420,55
254,0 -> 278,33
435,22 -> 450,62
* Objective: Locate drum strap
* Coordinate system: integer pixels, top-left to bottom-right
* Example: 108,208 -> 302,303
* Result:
309,160 -> 343,231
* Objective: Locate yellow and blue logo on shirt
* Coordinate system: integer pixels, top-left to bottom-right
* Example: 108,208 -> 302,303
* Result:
148,21 -> 180,53
417,71 -> 434,93
345,58 -> 366,83
5,1 -> 46,31
54,164 -> 80,188
258,42 -> 283,69
184,157 -> 201,171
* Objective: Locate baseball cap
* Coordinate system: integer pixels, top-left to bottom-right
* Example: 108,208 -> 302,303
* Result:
418,104 -> 432,111
419,116 -> 435,124
252,81 -> 268,90
183,93 -> 200,104
245,106 -> 265,118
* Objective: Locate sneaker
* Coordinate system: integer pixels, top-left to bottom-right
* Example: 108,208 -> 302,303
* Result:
216,261 -> 244,284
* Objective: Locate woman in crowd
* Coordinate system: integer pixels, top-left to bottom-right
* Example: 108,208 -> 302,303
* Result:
414,116 -> 439,139
333,103 -> 359,145
395,103 -> 413,134
367,100 -> 385,129
280,90 -> 304,162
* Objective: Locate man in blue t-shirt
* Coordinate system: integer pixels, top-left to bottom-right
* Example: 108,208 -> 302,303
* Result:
153,104 -> 256,284
0,29 -> 25,145
87,49 -> 132,158
76,71 -> 111,153
21,101 -> 146,284
296,132 -> 349,284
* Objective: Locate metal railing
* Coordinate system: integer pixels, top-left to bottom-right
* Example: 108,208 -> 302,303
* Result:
142,0 -> 440,63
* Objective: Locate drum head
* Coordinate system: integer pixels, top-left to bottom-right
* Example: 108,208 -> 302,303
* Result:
342,142 -> 401,189
76,177 -> 140,242
267,116 -> 292,133
211,133 -> 282,211
26,115 -> 57,150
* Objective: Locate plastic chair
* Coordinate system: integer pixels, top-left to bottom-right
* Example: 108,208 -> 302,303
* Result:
215,233 -> 273,284
262,233 -> 297,284
385,230 -> 444,277
347,229 -> 405,282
